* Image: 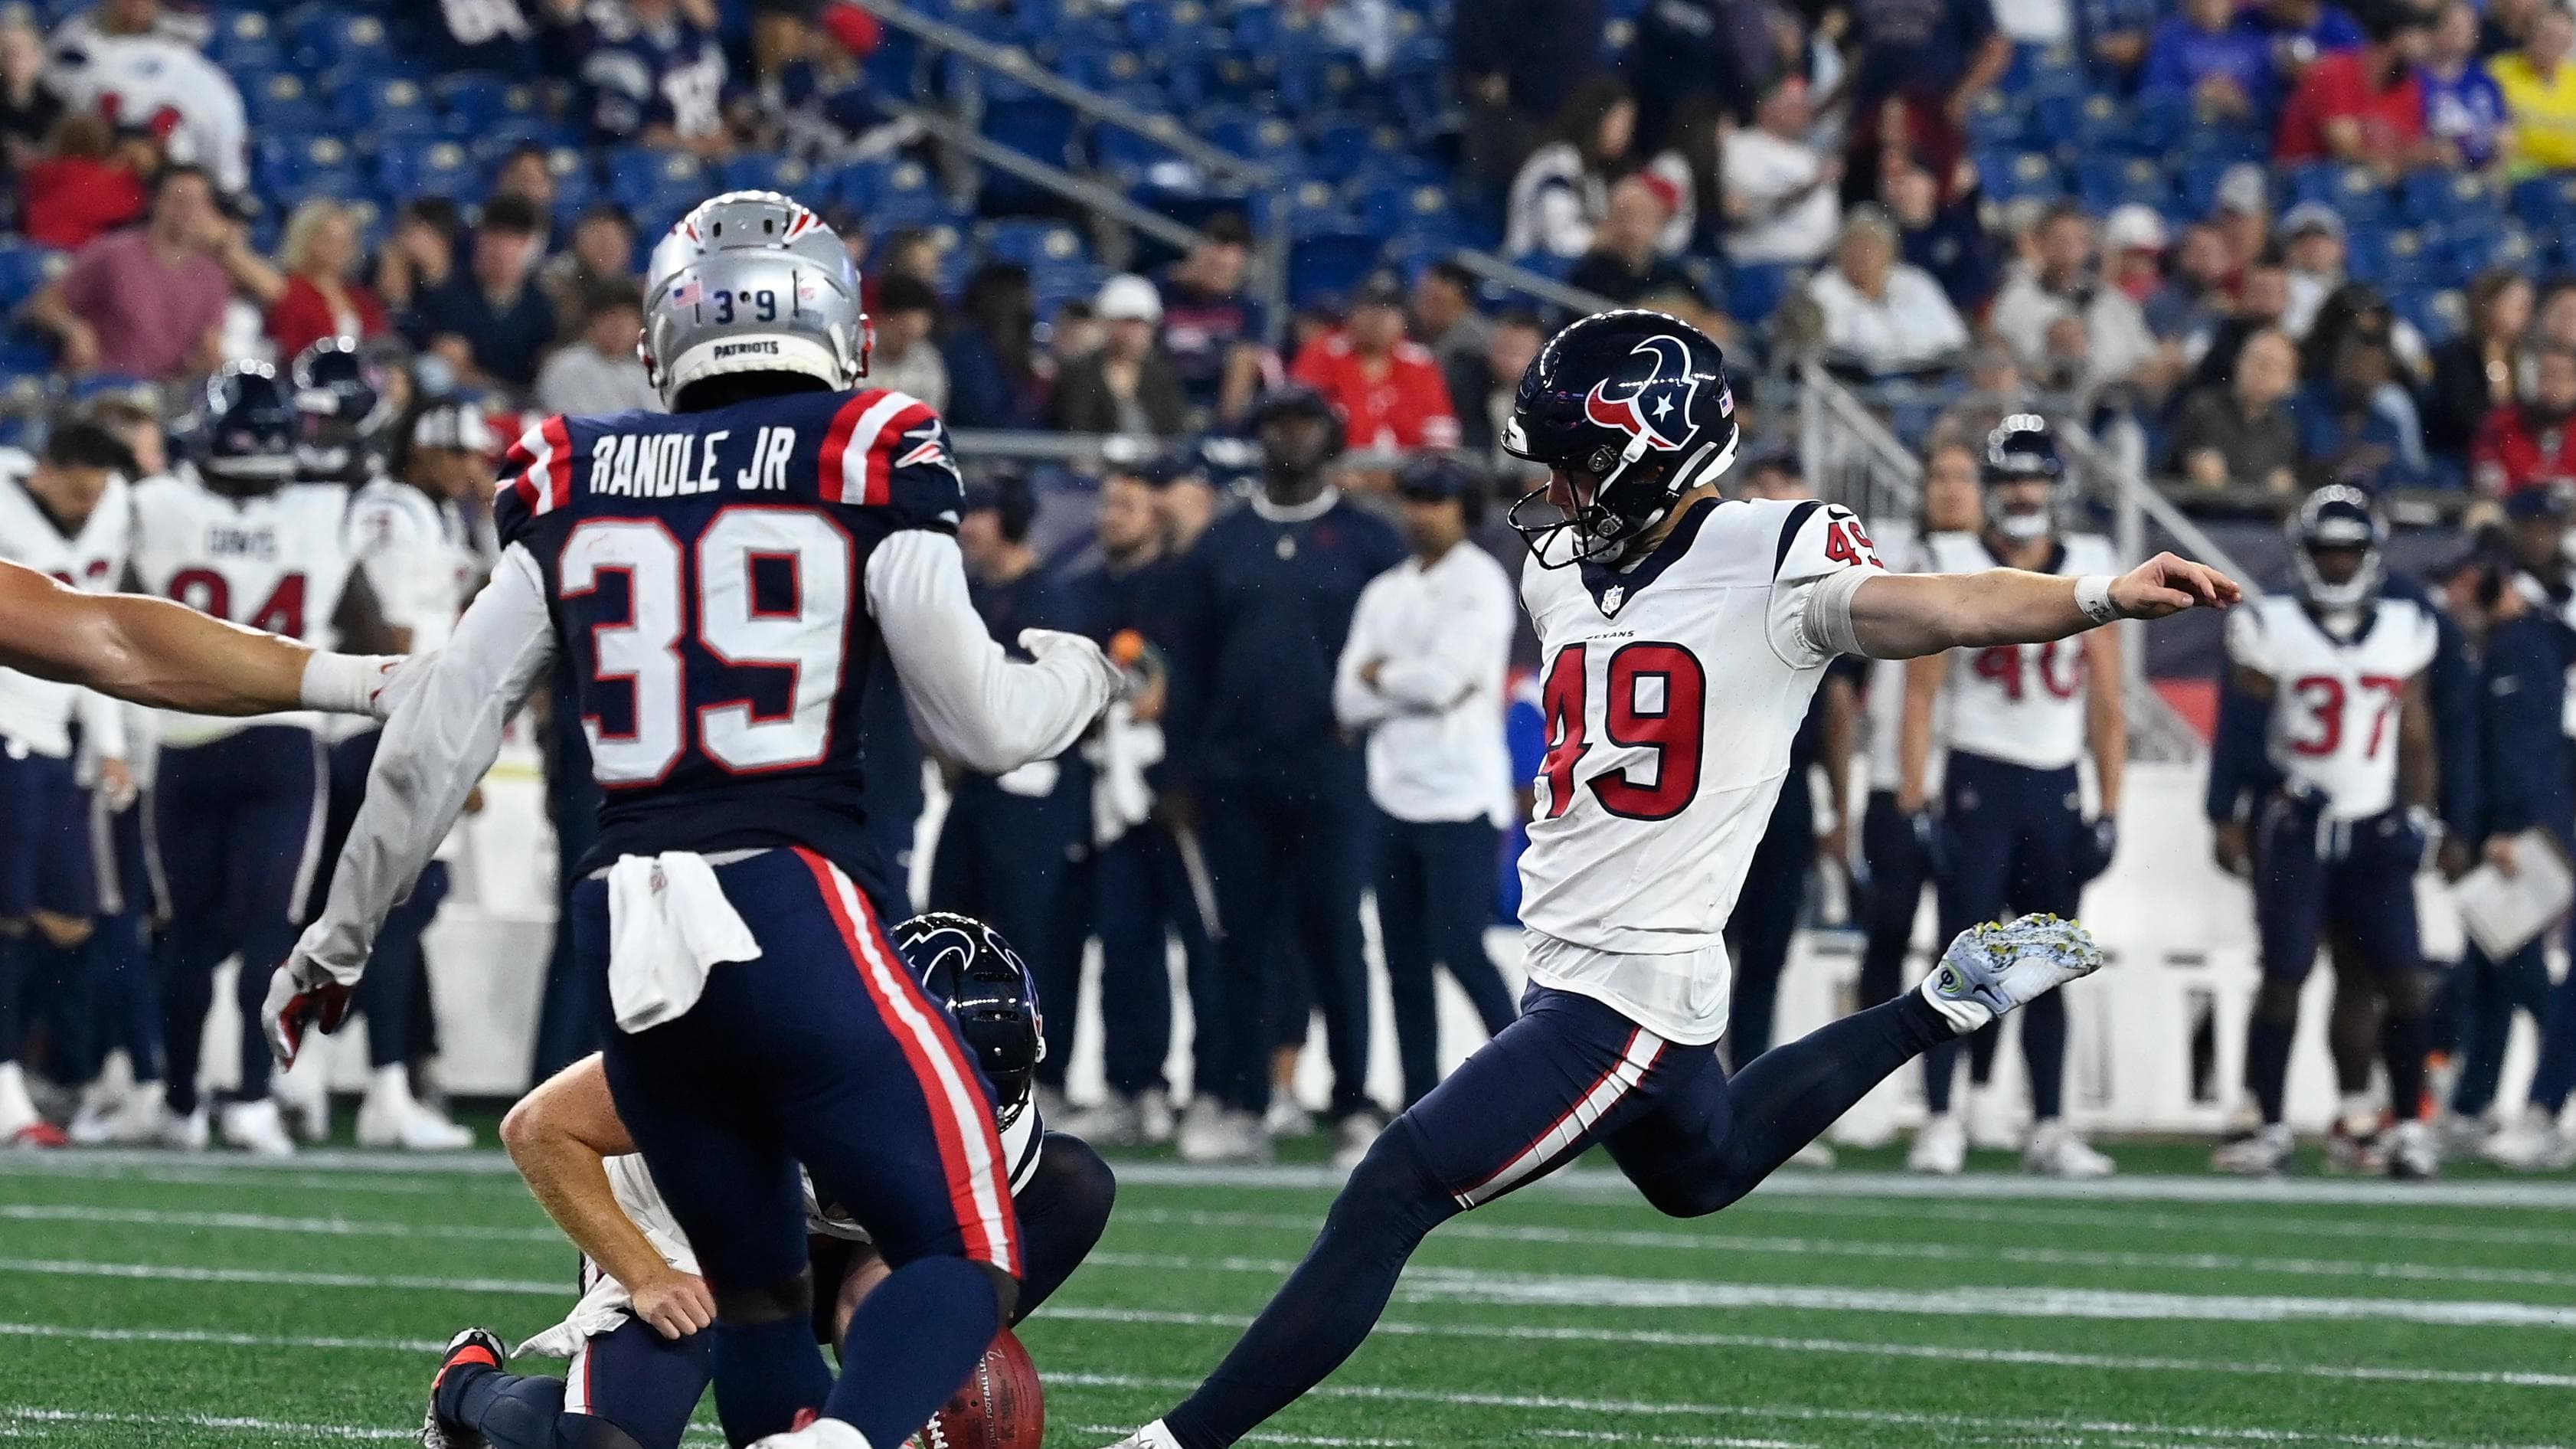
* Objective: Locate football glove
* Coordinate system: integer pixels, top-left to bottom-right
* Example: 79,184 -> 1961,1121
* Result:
2076,816 -> 2118,883
261,953 -> 353,1070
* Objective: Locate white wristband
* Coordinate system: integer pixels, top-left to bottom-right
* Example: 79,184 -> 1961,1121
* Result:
2074,575 -> 2121,626
299,651 -> 396,714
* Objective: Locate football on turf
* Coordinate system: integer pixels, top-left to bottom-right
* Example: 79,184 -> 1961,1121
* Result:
918,1328 -> 1044,1449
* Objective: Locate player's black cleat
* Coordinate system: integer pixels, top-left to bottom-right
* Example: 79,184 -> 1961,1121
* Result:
421,1326 -> 506,1449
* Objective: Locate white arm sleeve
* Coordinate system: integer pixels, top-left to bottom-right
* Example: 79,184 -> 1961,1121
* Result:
864,530 -> 1118,774
77,686 -> 126,759
1332,581 -> 1398,731
289,543 -> 557,986
1375,567 -> 1512,711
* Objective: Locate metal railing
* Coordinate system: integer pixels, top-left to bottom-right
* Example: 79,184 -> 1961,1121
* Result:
848,0 -> 1622,326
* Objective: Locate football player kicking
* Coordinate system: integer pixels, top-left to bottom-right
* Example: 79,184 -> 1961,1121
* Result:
1097,309 -> 2238,1449
423,913 -> 1115,1449
267,192 -> 1120,1449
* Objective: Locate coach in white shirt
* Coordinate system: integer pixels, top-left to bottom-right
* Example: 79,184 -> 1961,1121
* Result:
1334,456 -> 1518,1108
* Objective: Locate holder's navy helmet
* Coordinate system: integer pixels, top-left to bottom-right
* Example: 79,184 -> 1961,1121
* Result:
2289,482 -> 2386,610
891,911 -> 1044,1128
1980,414 -> 2065,542
290,335 -> 394,480
1502,309 -> 1739,567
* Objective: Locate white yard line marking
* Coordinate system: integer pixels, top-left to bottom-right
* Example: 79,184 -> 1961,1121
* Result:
0,1161 -> 499,1196
0,1407 -> 412,1441
0,1258 -> 566,1296
1038,1305 -> 2576,1389
0,1320 -> 445,1353
8,1153 -> 2576,1209
1044,1370 -> 2574,1449
1071,1425 -> 1416,1446
1118,1208 -> 2576,1290
1714,1196 -> 2576,1252
1080,1252 -> 2576,1329
1528,1430 -> 1816,1448
0,1203 -> 561,1243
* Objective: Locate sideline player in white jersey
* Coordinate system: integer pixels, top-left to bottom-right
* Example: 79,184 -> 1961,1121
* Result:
1847,437 -> 1982,1150
126,361 -> 390,1156
1096,311 -> 2237,1449
2207,486 -> 2443,1177
420,914 -> 1116,1449
1896,417 -> 2124,1178
0,421 -> 138,1146
296,348 -> 488,1150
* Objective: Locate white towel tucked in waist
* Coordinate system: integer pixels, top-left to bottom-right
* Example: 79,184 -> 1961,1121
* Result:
606,852 -> 763,1033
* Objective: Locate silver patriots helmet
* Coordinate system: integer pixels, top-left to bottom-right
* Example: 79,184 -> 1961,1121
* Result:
642,191 -> 868,410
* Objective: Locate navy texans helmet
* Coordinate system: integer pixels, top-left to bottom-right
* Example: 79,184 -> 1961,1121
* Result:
892,911 -> 1044,1128
1980,414 -> 2065,542
1503,309 -> 1739,567
2289,482 -> 2386,610
290,335 -> 396,481
192,361 -> 298,496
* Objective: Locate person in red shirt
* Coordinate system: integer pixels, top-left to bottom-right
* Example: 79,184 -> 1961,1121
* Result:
2276,0 -> 2441,174
2473,343 -> 2576,495
253,198 -> 394,363
1290,270 -> 1463,451
18,114 -> 144,251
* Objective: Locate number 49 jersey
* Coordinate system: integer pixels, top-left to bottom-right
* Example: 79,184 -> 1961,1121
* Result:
491,388 -> 961,885
127,469 -> 355,746
2226,594 -> 2437,821
1518,496 -> 1882,1034
1924,532 -> 2118,770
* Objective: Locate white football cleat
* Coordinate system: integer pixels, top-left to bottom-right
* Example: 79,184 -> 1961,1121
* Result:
1919,914 -> 2105,1034
2384,1120 -> 2440,1180
1907,1114 -> 1966,1175
1263,1096 -> 1316,1140
218,1098 -> 296,1157
1096,1421 -> 1185,1449
750,1413 -> 871,1447
159,1102 -> 210,1152
1331,1109 -> 1384,1171
359,1068 -> 473,1150
1136,1089 -> 1175,1145
1965,1084 -> 2021,1151
2212,1123 -> 2293,1176
2480,1107 -> 2576,1172
1058,1092 -> 1146,1146
274,1052 -> 332,1143
2022,1120 -> 2114,1178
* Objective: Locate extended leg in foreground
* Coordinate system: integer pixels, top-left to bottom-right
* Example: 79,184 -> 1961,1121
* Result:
1099,915 -> 2104,1449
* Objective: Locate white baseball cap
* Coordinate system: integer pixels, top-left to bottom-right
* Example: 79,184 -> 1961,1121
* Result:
2104,204 -> 2168,252
1096,273 -> 1163,324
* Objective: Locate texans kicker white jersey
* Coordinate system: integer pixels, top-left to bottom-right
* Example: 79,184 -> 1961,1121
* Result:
127,469 -> 356,746
1923,531 -> 2120,771
1517,495 -> 1883,1044
0,453 -> 129,758
346,478 -> 485,654
519,1104 -> 1045,1358
2227,594 -> 2438,822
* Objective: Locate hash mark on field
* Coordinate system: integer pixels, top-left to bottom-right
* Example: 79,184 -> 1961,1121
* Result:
1049,1371 -> 2572,1448
1041,1305 -> 2576,1388
0,1203 -> 561,1243
1120,1208 -> 2576,1289
1082,1251 -> 2576,1328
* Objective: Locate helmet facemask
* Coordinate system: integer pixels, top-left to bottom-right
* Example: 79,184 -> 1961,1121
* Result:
2290,484 -> 2387,611
1505,418 -> 1738,569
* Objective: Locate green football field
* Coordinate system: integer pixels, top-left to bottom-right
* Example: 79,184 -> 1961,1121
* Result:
3,1146 -> 2574,1448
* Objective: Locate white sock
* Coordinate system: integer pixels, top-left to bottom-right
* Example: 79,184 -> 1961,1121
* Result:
367,1063 -> 412,1107
2338,1094 -> 2378,1133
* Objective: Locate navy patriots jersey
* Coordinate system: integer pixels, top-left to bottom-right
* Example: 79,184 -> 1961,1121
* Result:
492,387 -> 959,894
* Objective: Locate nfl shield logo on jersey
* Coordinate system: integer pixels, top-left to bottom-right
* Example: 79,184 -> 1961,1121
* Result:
1600,584 -> 1625,613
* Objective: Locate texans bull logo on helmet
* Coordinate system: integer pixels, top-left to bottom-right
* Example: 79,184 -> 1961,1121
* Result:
1581,334 -> 1730,458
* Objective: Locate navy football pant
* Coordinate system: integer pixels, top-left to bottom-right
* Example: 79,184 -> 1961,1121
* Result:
1856,790 -> 1929,1009
149,727 -> 325,1115
309,729 -> 454,1070
0,745 -> 96,1071
1374,816 -> 1515,1107
1727,785 -> 1813,1061
2449,939 -> 2554,1118
1923,752 -> 2077,1124
1159,980 -> 1957,1449
442,1133 -> 1116,1449
1076,822 -> 1210,1097
1197,753 -> 1372,1118
532,727 -> 606,1082
2529,963 -> 2576,1116
583,847 -> 1017,1447
2245,797 -> 2428,1125
930,775 -> 1086,1091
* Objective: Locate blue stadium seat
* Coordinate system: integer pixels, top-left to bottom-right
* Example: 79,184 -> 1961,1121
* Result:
1386,34 -> 1450,132
2511,173 -> 2576,230
430,73 -> 521,135
0,244 -> 67,309
719,153 -> 817,198
206,8 -> 285,73
342,77 -> 440,136
1095,117 -> 1187,179
467,118 -> 564,166
980,96 -> 1079,167
837,158 -> 950,229
1058,47 -> 1152,91
1356,181 -> 1456,240
1728,263 -> 1801,329
978,219 -> 1087,270
2069,94 -> 2145,158
2345,228 -> 2430,290
1307,116 -> 1403,184
2404,169 -> 2494,225
1257,178 -> 1353,235
372,139 -> 476,200
1963,92 -> 2025,150
1196,108 -> 1303,168
294,5 -> 393,73
607,149 -> 706,216
2078,157 -> 2170,214
1975,149 -> 2062,205
1288,230 -> 1384,307
2390,286 -> 2466,346
244,72 -> 329,134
